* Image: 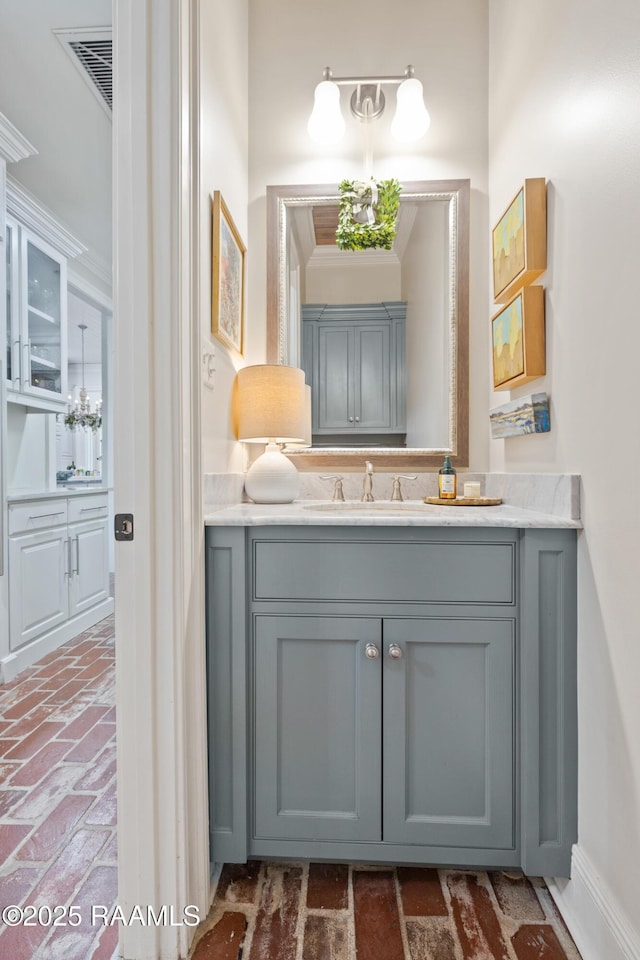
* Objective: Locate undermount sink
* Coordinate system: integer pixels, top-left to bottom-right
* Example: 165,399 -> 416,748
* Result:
302,501 -> 437,514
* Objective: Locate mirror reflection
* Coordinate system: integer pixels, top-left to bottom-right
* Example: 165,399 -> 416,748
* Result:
266,180 -> 470,467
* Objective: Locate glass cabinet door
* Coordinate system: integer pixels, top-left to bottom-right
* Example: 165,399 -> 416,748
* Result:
22,231 -> 66,400
5,222 -> 11,385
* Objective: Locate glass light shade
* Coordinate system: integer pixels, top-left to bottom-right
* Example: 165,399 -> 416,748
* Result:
236,364 -> 307,443
307,80 -> 346,144
391,77 -> 431,142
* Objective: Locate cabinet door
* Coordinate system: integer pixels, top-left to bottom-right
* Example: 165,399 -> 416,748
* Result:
254,615 -> 381,842
382,618 -> 515,850
354,322 -> 392,430
68,518 -> 110,617
5,218 -> 19,390
20,228 -> 67,403
316,325 -> 353,430
9,528 -> 69,649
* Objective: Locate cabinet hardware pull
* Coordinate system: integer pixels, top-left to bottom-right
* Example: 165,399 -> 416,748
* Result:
29,511 -> 65,522
388,643 -> 403,660
365,643 -> 380,660
73,537 -> 80,575
63,539 -> 70,577
80,506 -> 106,514
13,339 -> 21,386
67,537 -> 73,577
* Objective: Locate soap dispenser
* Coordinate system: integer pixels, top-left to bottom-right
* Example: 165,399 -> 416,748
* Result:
438,456 -> 457,499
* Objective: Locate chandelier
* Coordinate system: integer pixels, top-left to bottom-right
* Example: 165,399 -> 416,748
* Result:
63,323 -> 102,432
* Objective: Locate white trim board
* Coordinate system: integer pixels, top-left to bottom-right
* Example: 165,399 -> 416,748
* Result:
547,845 -> 640,960
0,112 -> 37,163
6,176 -> 86,259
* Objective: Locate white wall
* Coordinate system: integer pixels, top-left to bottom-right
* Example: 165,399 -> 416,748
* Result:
200,0 -> 249,474
489,1 -> 640,955
248,0 -> 490,469
306,260 -> 401,304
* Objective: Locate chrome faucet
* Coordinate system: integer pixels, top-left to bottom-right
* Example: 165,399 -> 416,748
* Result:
361,461 -> 375,502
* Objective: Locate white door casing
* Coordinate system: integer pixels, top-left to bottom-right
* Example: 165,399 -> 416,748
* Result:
113,1 -> 208,958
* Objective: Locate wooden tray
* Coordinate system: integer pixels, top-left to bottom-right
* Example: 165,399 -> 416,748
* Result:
424,496 -> 503,507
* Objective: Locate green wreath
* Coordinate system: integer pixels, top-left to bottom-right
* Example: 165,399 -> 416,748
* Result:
336,178 -> 402,251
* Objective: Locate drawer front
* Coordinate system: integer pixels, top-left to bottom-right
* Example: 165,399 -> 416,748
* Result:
68,494 -> 109,524
253,537 -> 516,605
9,499 -> 68,535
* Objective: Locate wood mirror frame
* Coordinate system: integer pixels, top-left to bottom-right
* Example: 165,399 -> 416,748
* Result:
266,179 -> 469,469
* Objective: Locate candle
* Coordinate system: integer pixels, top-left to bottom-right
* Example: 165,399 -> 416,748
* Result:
463,481 -> 481,498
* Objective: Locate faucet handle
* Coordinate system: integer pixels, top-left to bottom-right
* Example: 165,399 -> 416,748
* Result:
321,475 -> 345,502
390,474 -> 418,502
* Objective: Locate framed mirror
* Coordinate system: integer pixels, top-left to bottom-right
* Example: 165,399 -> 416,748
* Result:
266,179 -> 469,468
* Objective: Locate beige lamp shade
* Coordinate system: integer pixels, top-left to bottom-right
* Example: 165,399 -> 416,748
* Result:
236,364 -> 307,443
284,384 -> 312,449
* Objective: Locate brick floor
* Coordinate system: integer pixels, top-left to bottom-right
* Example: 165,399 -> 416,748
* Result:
191,862 -> 584,960
0,614 -> 117,960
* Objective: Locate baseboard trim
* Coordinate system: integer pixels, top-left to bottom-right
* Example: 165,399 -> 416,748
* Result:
546,845 -> 640,960
0,598 -> 114,683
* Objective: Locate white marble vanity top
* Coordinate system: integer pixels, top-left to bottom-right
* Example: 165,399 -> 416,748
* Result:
204,499 -> 581,529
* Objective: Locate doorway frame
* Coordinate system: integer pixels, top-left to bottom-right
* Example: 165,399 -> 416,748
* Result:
113,1 -> 209,957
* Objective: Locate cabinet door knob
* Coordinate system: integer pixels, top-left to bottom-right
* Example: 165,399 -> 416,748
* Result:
355,416 -> 360,422
365,643 -> 380,660
388,643 -> 403,660
349,416 -> 354,422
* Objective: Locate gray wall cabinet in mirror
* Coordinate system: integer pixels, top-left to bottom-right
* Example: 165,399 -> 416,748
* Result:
266,179 -> 470,469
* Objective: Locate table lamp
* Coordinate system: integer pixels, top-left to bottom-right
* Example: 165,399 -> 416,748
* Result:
236,365 -> 308,503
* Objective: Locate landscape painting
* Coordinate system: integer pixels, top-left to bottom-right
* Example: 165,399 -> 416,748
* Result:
493,187 -> 525,302
212,191 -> 246,355
492,294 -> 524,387
491,178 -> 547,302
491,285 -> 545,391
490,392 -> 550,439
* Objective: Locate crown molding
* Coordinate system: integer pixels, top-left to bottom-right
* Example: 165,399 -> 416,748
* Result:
6,175 -> 86,258
0,112 -> 37,164
74,249 -> 113,291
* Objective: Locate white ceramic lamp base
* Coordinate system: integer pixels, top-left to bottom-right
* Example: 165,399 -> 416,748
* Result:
244,443 -> 300,503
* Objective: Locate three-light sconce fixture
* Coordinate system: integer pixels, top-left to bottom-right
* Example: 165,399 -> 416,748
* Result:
308,64 -> 430,145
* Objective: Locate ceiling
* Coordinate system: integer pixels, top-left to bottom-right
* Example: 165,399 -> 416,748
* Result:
0,0 -> 112,345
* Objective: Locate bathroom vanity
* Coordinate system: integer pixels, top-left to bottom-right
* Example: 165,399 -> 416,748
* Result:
205,500 -> 578,877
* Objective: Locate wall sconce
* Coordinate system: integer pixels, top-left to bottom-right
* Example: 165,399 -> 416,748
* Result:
236,365 -> 309,503
308,64 -> 430,145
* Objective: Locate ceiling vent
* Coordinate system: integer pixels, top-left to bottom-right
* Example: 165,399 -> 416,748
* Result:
54,27 -> 112,119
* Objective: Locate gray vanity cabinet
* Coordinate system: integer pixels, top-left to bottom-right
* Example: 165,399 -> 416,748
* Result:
205,524 -> 577,877
302,303 -> 406,444
253,614 -> 515,852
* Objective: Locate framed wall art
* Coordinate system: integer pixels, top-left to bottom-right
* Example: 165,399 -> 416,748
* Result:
492,285 -> 545,390
492,178 -> 546,303
489,392 -> 550,439
212,191 -> 246,355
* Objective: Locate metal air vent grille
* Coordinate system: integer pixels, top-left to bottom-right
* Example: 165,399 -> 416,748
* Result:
54,27 -> 112,119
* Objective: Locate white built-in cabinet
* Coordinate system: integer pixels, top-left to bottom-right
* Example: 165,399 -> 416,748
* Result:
7,492 -> 112,667
3,174 -> 86,417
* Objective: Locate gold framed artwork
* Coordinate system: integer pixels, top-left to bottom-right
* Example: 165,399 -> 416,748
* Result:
492,286 -> 545,391
492,178 -> 547,303
212,191 -> 246,355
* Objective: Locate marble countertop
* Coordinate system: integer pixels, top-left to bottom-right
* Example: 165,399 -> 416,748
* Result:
8,487 -> 111,503
204,499 -> 582,529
